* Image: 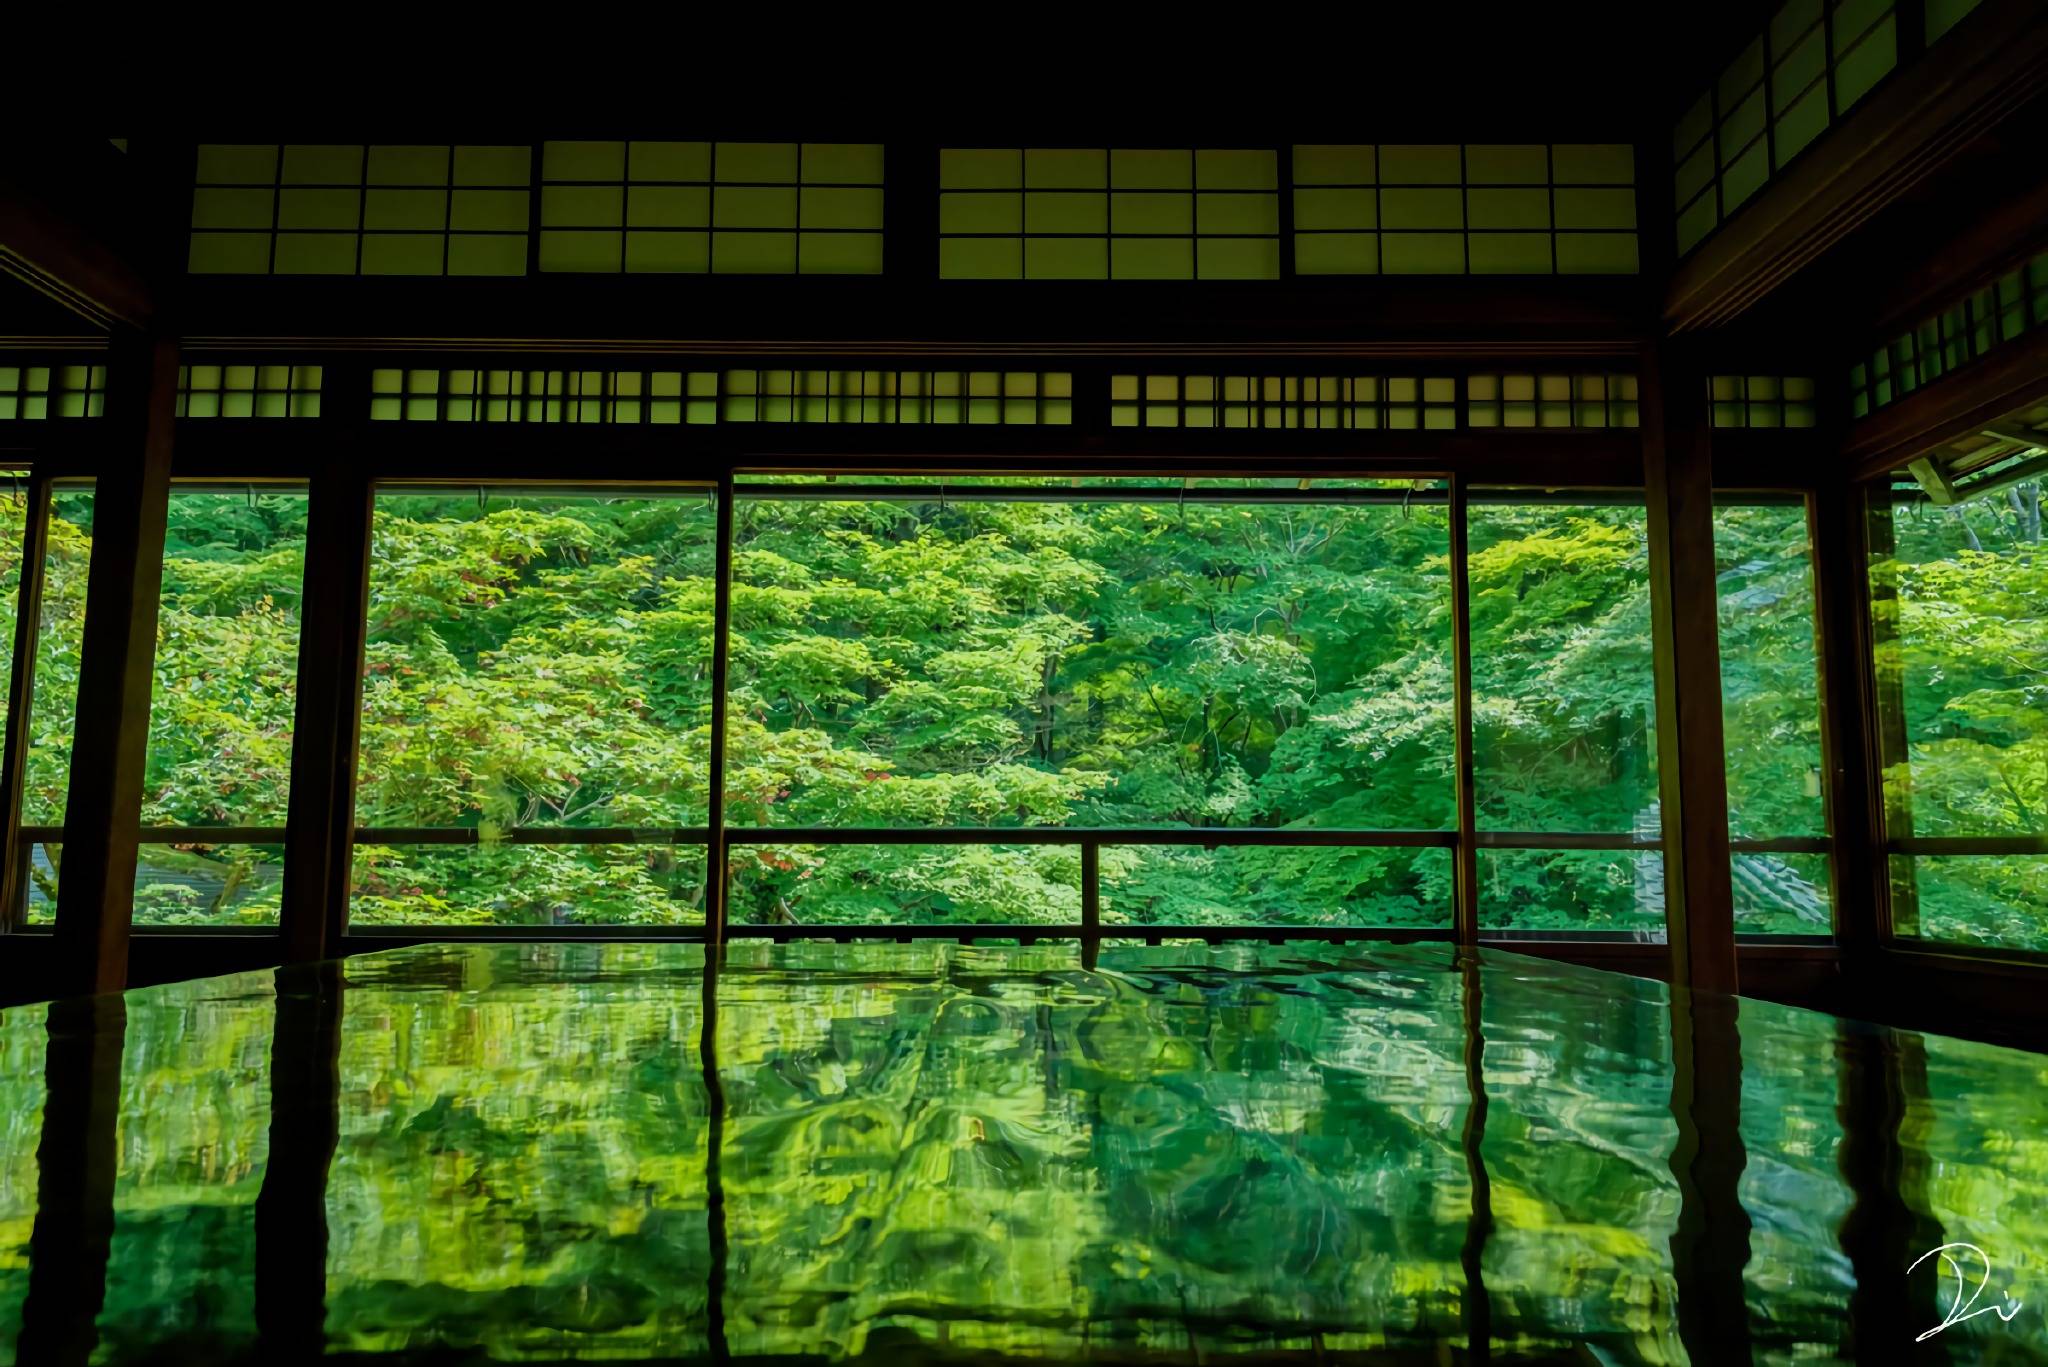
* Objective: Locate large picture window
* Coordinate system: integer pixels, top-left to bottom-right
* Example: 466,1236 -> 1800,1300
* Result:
324,476 -> 1808,944
1467,497 -> 1664,935
21,485 -> 93,925
1715,499 -> 1832,936
1872,479 -> 2048,954
727,478 -> 1455,931
351,488 -> 717,927
27,488 -> 309,927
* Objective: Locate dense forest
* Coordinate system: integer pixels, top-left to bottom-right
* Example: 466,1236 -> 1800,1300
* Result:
0,477 -> 2035,948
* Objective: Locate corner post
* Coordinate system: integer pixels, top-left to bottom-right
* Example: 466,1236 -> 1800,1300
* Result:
1641,340 -> 1737,993
50,329 -> 176,994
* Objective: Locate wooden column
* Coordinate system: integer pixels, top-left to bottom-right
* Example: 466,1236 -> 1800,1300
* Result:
1641,340 -> 1737,994
50,330 -> 176,995
1810,479 -> 1889,963
704,472 -> 736,953
278,412 -> 374,963
1449,476 -> 1480,943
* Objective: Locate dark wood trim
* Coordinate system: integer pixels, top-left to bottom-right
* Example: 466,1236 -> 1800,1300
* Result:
1858,176 -> 2048,340
1863,498 -> 1917,942
1665,0 -> 2048,332
278,384 -> 374,961
1846,325 -> 2048,479
1643,341 -> 1738,992
49,331 -> 176,994
173,277 -> 1652,355
0,472 -> 52,932
1449,476 -> 1480,944
0,186 -> 151,332
704,470 -> 735,952
1810,481 -> 1888,962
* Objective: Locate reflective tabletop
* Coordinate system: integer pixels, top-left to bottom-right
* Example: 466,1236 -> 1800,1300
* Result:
0,941 -> 2042,1364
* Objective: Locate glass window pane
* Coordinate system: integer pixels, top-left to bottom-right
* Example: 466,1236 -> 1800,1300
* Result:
1874,486 -> 2048,841
1892,853 -> 2048,953
130,842 -> 286,928
1478,847 -> 1665,935
731,843 -> 1075,927
143,492 -> 308,836
728,481 -> 1453,834
1733,850 -> 1832,936
350,843 -> 708,928
1102,845 -> 1451,930
357,492 -> 717,871
1469,500 -> 1658,833
0,485 -> 29,775
23,488 -> 94,827
1715,503 -> 1827,840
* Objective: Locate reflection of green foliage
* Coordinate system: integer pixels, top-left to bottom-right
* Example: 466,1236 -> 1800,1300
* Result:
14,940 -> 2045,1361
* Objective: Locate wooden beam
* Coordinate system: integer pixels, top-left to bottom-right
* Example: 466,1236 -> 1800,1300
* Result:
1664,0 -> 2048,332
173,274 -> 1651,355
1846,325 -> 2048,479
49,331 -> 176,994
278,429 -> 374,962
0,136 -> 157,331
1642,341 -> 1738,993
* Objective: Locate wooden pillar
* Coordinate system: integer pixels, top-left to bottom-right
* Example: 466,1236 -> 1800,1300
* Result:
1641,340 -> 1737,994
705,472 -> 736,952
1810,479 -> 1889,964
50,330 -> 176,995
279,404 -> 374,963
1449,476 -> 1480,943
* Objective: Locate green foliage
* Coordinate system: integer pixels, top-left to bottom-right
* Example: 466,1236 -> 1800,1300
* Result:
1876,482 -> 2048,951
33,479 -> 2035,939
